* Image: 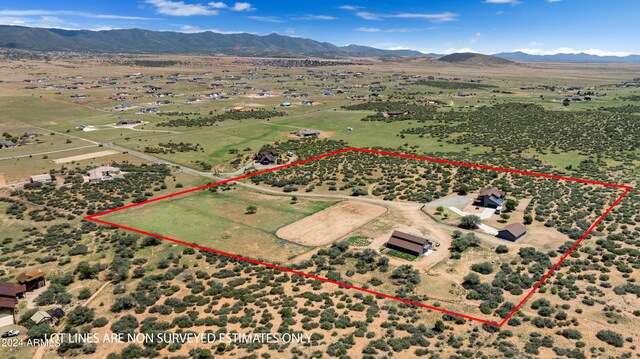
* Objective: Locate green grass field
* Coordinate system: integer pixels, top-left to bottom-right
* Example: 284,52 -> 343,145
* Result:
103,188 -> 337,263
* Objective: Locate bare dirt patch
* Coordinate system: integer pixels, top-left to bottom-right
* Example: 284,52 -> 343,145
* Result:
53,150 -> 118,163
276,201 -> 386,246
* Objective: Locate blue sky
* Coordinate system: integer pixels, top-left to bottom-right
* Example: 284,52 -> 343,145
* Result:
0,0 -> 638,56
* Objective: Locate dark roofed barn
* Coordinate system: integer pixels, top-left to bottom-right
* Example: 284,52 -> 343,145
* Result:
0,281 -> 26,300
385,230 -> 432,256
16,269 -> 46,291
497,223 -> 527,242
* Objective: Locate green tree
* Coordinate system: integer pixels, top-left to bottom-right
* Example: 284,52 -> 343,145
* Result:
460,215 -> 481,229
245,205 -> 257,214
505,198 -> 518,212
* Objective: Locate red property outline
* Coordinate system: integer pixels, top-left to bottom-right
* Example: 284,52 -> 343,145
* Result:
85,148 -> 632,327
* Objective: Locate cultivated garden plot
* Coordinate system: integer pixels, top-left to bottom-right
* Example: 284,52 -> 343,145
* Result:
88,148 -> 631,326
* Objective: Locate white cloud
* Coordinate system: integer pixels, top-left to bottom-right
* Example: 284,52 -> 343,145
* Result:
247,16 -> 283,23
355,11 -> 380,20
177,24 -> 251,34
470,32 -> 482,43
208,2 -> 228,8
419,48 -> 478,55
529,41 -> 543,47
393,12 -> 457,22
338,5 -> 362,11
0,9 -> 157,20
355,27 -> 418,33
514,47 -> 632,57
388,46 -> 410,50
231,2 -> 255,12
145,0 -> 218,16
352,10 -> 457,22
355,27 -> 381,32
297,15 -> 337,20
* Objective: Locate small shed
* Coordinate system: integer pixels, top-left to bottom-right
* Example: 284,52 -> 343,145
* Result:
30,310 -> 52,325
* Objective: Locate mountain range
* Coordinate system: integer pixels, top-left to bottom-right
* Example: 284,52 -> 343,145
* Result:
0,25 -> 639,63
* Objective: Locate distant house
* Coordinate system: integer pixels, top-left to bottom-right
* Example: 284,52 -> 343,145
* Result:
30,174 -> 52,184
138,107 -> 158,114
87,166 -> 122,183
23,131 -> 39,137
296,129 -> 321,138
301,100 -> 314,105
185,98 -> 201,104
345,127 -> 353,132
255,148 -> 278,165
0,140 -> 16,149
385,230 -> 432,256
280,101 -> 292,107
69,93 -> 88,99
477,187 -> 506,208
16,269 -> 47,291
114,104 -> 135,110
497,223 -> 527,242
115,119 -> 142,126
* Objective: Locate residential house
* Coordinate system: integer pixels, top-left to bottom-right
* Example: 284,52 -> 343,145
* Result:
296,129 -> 321,138
255,148 -> 278,165
0,140 -> 16,149
87,166 -> 123,183
477,187 -> 506,209
23,131 -> 39,138
385,230 -> 432,256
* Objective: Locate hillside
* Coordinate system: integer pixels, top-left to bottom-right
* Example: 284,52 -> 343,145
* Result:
0,25 -> 423,58
438,52 -> 515,65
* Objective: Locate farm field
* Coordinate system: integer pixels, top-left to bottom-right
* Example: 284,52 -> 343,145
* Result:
102,188 -> 337,262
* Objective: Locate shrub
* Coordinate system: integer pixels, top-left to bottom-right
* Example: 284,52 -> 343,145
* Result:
471,262 -> 494,275
495,245 -> 509,254
596,330 -> 624,347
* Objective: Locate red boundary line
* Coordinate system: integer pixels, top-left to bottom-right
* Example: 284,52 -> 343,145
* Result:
84,147 -> 631,327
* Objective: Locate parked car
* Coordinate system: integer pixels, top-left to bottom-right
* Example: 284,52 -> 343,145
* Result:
1,329 -> 19,338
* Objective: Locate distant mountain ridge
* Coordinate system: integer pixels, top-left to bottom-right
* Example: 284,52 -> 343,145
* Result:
0,25 -> 423,58
0,25 -> 639,63
492,51 -> 640,63
438,52 -> 514,65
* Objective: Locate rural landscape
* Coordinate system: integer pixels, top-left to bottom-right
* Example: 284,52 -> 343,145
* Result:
0,1 -> 639,359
